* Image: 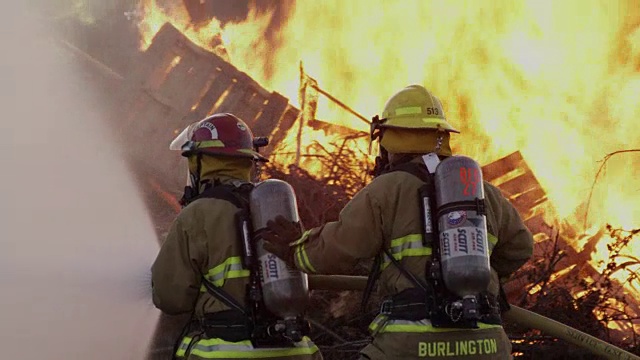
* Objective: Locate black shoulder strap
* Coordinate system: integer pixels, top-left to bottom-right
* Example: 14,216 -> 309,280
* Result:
195,183 -> 253,209
201,277 -> 247,315
192,183 -> 254,315
361,162 -> 435,310
382,247 -> 430,293
361,254 -> 382,310
387,161 -> 432,183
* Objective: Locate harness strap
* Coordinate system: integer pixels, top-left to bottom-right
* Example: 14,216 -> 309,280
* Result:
183,183 -> 307,350
382,247 -> 429,293
379,288 -> 431,321
198,309 -> 253,343
383,161 -> 432,181
201,276 -> 247,315
436,199 -> 486,218
361,161 -> 434,310
192,183 -> 253,315
193,183 -> 252,209
361,253 -> 382,311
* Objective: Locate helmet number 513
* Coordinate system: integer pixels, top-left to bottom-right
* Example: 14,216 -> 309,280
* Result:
426,107 -> 440,115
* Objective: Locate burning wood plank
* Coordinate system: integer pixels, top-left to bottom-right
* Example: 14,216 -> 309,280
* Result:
123,23 -> 272,122
482,151 -> 548,219
113,23 -> 300,193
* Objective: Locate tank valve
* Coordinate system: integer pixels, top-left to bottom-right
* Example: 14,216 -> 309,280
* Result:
461,295 -> 480,321
266,318 -> 307,343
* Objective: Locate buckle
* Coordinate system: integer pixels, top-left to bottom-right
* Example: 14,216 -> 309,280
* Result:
475,198 -> 486,216
379,299 -> 393,315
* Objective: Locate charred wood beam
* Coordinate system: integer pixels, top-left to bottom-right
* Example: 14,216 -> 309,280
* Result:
309,83 -> 370,126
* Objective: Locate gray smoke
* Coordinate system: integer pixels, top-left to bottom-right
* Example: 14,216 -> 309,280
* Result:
0,2 -> 159,359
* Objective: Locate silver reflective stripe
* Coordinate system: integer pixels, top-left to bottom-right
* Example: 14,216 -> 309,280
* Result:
381,231 -> 499,271
199,256 -> 250,291
179,336 -> 319,358
192,340 -> 316,352
178,341 -> 190,351
381,234 -> 431,270
207,262 -> 246,284
370,317 -> 502,334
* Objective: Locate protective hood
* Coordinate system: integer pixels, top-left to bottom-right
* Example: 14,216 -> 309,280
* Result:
188,155 -> 253,186
380,128 -> 453,157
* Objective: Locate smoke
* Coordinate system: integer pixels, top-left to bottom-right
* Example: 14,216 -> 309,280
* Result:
0,2 -> 159,359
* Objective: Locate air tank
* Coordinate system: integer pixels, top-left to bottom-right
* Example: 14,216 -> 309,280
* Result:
249,179 -> 310,319
434,156 -> 491,298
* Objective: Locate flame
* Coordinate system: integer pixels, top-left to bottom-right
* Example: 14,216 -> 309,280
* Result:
138,0 -> 639,221
136,0 -> 276,62
137,0 -> 228,59
136,0 -> 640,318
236,0 -> 640,225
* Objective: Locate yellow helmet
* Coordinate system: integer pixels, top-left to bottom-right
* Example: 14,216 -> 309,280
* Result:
370,85 -> 458,157
376,84 -> 459,133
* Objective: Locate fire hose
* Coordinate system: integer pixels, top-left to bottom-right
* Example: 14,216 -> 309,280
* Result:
308,275 -> 640,360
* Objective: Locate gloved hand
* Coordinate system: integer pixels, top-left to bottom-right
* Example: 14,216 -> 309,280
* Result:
262,215 -> 303,268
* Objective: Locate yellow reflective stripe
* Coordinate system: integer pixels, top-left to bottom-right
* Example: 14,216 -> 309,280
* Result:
370,316 -> 502,334
488,233 -> 498,254
380,247 -> 433,271
385,321 -> 502,333
294,244 -> 317,273
290,230 -> 314,272
290,229 -> 312,246
381,231 -> 497,271
178,336 -> 319,358
400,247 -> 432,257
200,257 -> 250,291
176,337 -> 192,357
197,140 -> 225,148
381,234 -> 431,270
391,117 -> 450,127
390,234 -> 422,248
207,257 -> 245,278
394,106 -> 422,116
368,314 -> 388,334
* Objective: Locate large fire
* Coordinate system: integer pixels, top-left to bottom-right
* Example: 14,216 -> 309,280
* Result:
136,0 -> 640,322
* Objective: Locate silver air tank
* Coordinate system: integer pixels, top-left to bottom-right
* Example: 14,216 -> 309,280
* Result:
249,179 -> 310,320
434,156 -> 491,299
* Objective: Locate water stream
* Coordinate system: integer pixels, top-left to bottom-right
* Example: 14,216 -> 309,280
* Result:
0,2 -> 160,359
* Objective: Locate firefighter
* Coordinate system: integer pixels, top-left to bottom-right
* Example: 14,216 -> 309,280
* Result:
151,113 -> 323,360
262,85 -> 534,360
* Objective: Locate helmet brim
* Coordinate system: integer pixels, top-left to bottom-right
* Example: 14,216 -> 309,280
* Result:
380,116 -> 460,133
170,124 -> 199,151
183,148 -> 268,162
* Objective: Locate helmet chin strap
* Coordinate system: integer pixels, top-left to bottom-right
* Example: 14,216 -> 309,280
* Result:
251,160 -> 260,182
433,130 -> 444,154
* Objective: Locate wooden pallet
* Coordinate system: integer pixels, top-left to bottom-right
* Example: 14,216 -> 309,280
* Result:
486,155 -> 640,326
117,23 -> 300,192
482,151 -> 548,220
